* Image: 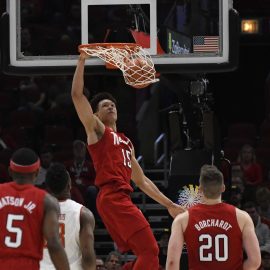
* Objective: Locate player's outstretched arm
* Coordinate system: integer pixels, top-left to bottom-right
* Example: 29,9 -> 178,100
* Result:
131,151 -> 185,218
166,213 -> 186,270
80,207 -> 96,270
43,194 -> 70,270
71,53 -> 104,140
239,210 -> 261,270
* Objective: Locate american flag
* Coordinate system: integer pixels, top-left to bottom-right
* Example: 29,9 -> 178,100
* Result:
193,36 -> 219,53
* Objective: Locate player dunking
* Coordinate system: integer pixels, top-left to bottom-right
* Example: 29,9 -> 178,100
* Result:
40,163 -> 96,270
166,164 -> 261,270
0,148 -> 69,270
71,52 -> 184,270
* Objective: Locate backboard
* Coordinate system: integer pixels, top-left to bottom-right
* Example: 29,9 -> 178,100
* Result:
1,0 -> 239,75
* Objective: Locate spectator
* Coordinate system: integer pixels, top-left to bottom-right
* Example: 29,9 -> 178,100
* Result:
47,76 -> 73,110
229,186 -> 244,209
18,77 -> 47,114
105,251 -> 122,270
231,164 -> 246,198
256,187 -> 270,219
65,140 -> 97,213
35,145 -> 54,188
237,144 -> 263,186
230,174 -> 245,208
243,201 -> 270,253
96,257 -> 105,269
237,144 -> 263,200
66,140 -> 95,188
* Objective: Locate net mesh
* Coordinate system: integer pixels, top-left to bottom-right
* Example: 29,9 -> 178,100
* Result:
80,44 -> 159,88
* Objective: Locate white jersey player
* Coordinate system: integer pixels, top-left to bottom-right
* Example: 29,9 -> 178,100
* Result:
40,163 -> 95,270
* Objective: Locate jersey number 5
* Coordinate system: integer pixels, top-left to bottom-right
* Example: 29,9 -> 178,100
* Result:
199,234 -> 228,262
4,214 -> 24,248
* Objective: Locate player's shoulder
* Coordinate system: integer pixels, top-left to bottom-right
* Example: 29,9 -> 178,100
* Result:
171,211 -> 189,232
65,198 -> 83,208
80,206 -> 95,228
235,207 -> 250,219
235,207 -> 253,230
174,210 -> 189,224
44,193 -> 59,211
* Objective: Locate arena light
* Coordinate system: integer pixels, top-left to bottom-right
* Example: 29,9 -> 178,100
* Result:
241,19 -> 259,34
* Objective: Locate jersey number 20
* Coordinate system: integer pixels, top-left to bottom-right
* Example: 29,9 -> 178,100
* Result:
199,234 -> 228,262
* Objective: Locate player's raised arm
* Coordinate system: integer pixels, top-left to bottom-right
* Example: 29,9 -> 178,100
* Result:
80,207 -> 96,270
130,149 -> 185,218
43,194 -> 70,270
71,54 -> 96,130
239,209 -> 261,270
71,53 -> 105,143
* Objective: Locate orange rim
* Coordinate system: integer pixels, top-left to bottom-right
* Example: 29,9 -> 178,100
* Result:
78,43 -> 139,53
78,43 -> 141,69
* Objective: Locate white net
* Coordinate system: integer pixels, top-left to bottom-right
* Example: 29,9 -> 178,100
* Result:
80,44 -> 159,88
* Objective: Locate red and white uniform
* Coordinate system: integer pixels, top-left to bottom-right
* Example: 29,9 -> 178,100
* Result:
88,126 -> 133,190
88,127 -> 150,252
0,182 -> 46,270
184,203 -> 243,270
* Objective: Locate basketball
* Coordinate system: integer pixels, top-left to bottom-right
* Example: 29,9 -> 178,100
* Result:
124,57 -> 156,89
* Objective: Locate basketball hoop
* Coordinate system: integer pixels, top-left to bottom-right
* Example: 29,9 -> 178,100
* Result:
78,43 -> 159,89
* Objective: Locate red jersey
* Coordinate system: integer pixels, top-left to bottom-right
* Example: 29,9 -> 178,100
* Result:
184,203 -> 243,270
0,182 -> 46,269
242,163 -> 263,185
88,127 -> 133,191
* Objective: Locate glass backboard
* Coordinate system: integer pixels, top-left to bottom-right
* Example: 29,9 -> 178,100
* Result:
1,0 -> 239,75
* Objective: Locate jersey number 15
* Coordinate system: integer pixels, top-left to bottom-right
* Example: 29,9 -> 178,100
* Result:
122,149 -> 131,168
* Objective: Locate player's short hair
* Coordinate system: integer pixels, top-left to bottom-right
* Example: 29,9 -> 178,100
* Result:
45,163 -> 69,195
199,164 -> 224,199
90,92 -> 117,113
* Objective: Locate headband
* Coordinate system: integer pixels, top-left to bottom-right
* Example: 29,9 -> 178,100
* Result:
10,159 -> 40,173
